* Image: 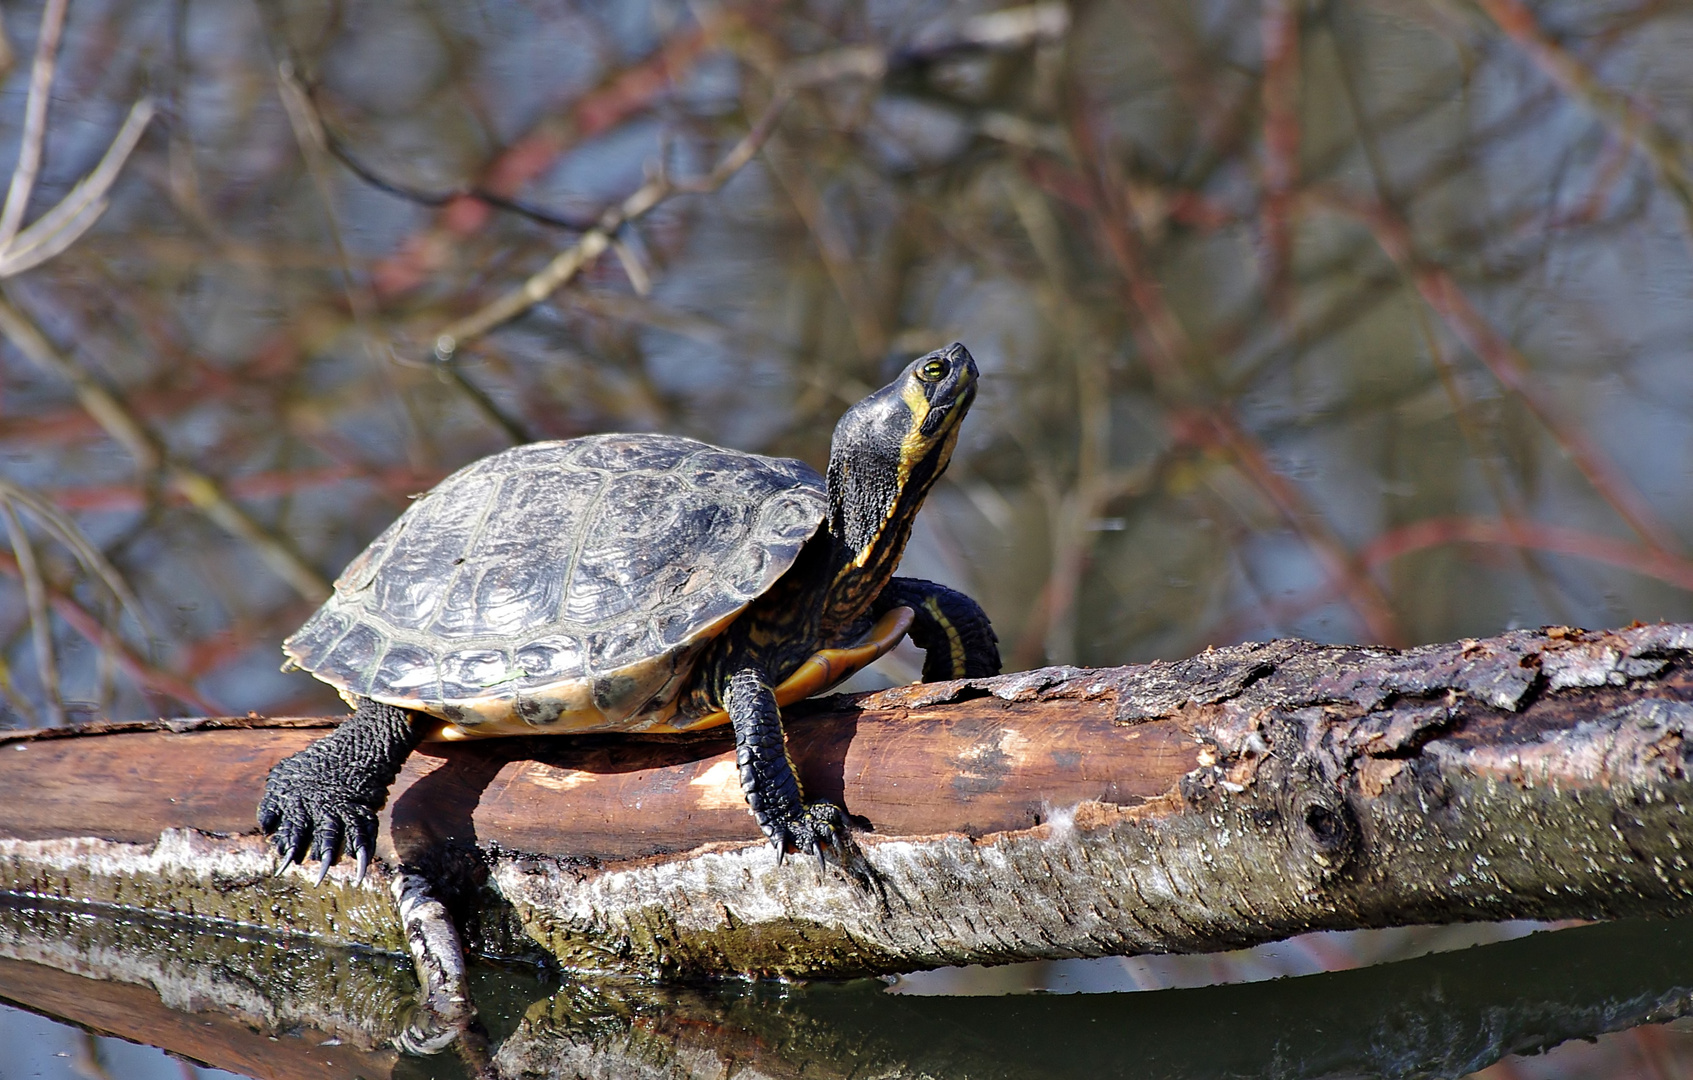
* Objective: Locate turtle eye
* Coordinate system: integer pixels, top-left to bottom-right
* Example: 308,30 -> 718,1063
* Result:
918,358 -> 947,382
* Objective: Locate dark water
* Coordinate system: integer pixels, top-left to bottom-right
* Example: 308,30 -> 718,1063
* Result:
5,905 -> 1693,1080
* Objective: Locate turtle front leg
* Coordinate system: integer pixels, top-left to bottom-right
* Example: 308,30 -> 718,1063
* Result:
874,577 -> 1001,681
258,697 -> 427,885
725,667 -> 844,865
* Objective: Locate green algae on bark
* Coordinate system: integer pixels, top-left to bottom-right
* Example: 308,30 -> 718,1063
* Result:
0,829 -> 407,954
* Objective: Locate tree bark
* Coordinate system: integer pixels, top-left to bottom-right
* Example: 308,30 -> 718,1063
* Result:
3,622 -> 1693,978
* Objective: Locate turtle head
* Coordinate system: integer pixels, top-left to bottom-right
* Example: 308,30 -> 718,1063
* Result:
823,343 -> 978,615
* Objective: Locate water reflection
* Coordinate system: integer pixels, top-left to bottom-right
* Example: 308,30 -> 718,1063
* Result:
5,895 -> 1693,1080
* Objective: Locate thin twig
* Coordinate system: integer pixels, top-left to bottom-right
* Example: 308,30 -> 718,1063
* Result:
1212,515 -> 1693,642
430,45 -> 883,359
0,478 -> 152,641
0,550 -> 218,713
1361,517 -> 1693,590
0,653 -> 42,726
319,125 -> 595,232
1325,191 -> 1683,558
1474,0 -> 1693,251
762,132 -> 887,363
366,18 -> 723,300
0,0 -> 67,251
273,61 -> 435,466
0,97 -> 156,277
1,502 -> 60,725
1063,92 -> 1405,645
0,291 -> 332,601
1325,22 -> 1573,625
1258,0 -> 1301,317
431,94 -> 790,354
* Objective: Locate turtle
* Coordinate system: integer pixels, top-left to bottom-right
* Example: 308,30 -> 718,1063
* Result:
259,343 -> 1000,882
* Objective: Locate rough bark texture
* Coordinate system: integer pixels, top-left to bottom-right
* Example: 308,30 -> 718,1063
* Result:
3,623 -> 1693,978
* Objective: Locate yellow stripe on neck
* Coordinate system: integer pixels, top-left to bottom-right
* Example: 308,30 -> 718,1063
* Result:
847,382 -> 936,572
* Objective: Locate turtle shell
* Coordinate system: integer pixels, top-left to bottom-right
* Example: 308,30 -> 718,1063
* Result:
284,434 -> 827,734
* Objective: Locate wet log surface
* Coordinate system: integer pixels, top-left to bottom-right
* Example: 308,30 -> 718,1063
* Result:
4,623 -> 1693,978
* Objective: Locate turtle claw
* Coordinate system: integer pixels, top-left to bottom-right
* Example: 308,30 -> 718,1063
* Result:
257,711 -> 408,888
270,818 -> 309,873
760,801 -> 847,870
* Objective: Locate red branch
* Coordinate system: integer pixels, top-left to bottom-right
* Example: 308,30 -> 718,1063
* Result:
1361,516 -> 1693,592
1058,96 -> 1404,646
1258,0 -> 1301,315
1211,515 -> 1693,642
1336,194 -> 1683,558
0,551 -> 219,713
370,23 -> 721,299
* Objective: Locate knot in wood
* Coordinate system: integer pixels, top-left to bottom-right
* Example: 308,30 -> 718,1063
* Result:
1273,754 -> 1358,883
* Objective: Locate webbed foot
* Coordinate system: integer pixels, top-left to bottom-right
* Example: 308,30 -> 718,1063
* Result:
874,577 -> 1001,681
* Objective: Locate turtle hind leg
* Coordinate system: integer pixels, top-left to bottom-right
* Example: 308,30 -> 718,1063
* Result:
725,667 -> 845,866
875,577 -> 1001,681
258,697 -> 427,885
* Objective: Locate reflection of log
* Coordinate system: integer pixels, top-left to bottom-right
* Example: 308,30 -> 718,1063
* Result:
0,898 -> 409,1080
4,622 -> 1693,977
494,919 -> 1693,1080
5,890 -> 1693,1080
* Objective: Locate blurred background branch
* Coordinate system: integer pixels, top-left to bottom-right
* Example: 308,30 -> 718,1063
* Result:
0,0 -> 1686,744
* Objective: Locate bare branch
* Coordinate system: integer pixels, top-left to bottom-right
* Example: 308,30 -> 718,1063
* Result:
1324,191 -> 1685,558
315,120 -> 595,232
0,292 -> 332,601
0,98 -> 156,278
0,478 -> 154,640
1475,0 -> 1693,250
0,0 -> 68,250
0,550 -> 216,713
0,502 -> 59,725
429,43 -> 891,359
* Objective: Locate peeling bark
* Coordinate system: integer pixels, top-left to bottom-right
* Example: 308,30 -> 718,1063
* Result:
3,623 -> 1693,978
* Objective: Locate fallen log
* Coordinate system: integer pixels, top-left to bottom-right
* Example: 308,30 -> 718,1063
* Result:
3,622 -> 1693,979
